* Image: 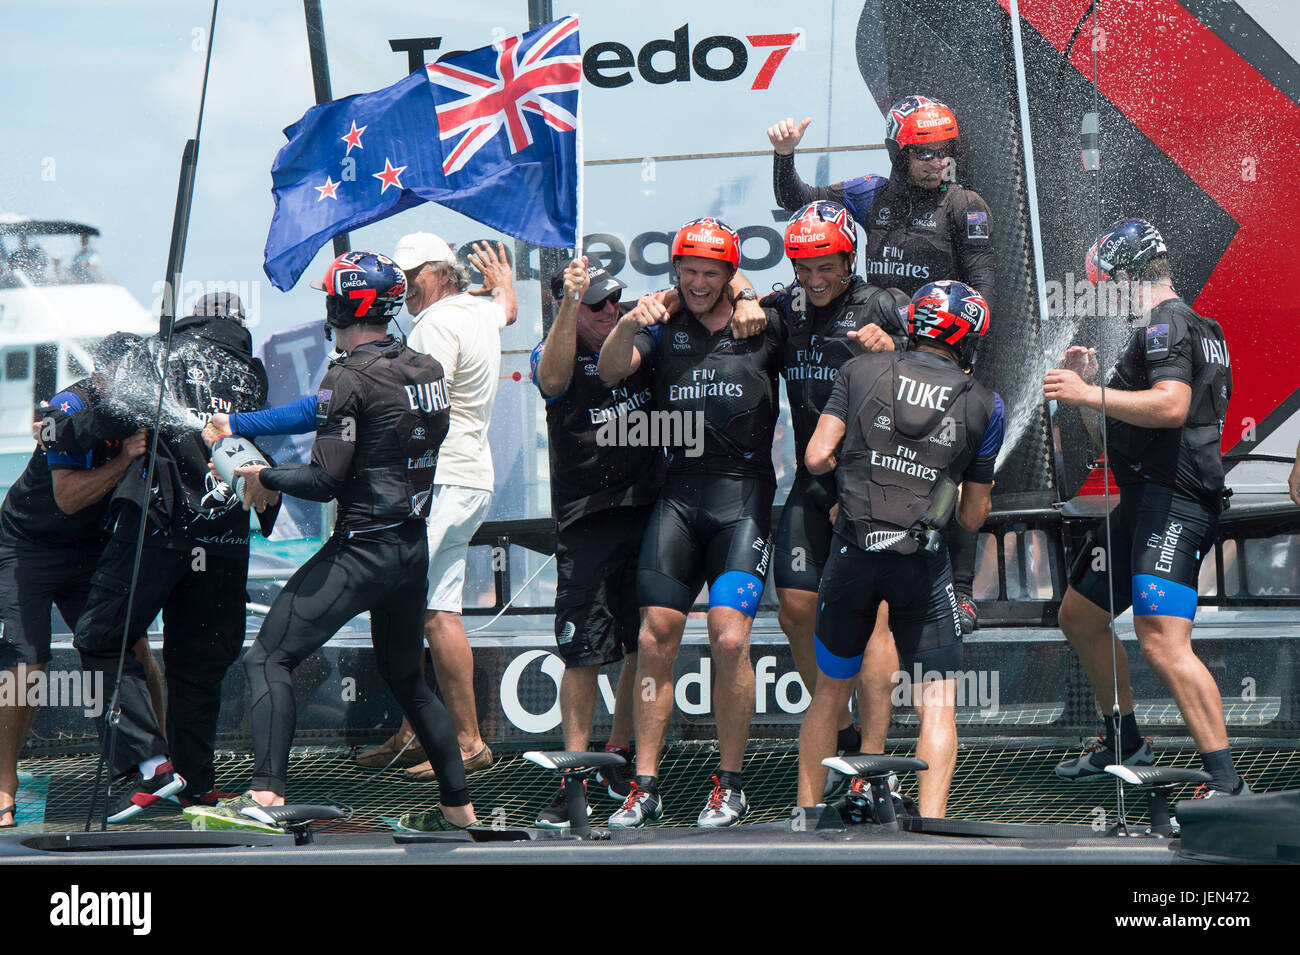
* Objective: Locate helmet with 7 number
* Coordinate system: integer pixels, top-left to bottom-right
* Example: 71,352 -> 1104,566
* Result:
671,216 -> 740,270
907,280 -> 989,370
1085,218 -> 1167,283
884,95 -> 959,163
311,250 -> 407,328
784,201 -> 858,260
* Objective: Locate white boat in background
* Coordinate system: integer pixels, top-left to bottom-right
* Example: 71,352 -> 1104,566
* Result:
0,214 -> 155,483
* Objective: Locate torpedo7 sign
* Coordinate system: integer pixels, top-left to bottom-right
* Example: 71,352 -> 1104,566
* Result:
582,24 -> 800,89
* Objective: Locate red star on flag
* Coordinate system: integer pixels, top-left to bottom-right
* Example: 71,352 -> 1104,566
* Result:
316,176 -> 340,201
1150,603 -> 1158,610
741,601 -> 749,609
1148,583 -> 1157,590
341,121 -> 366,155
747,583 -> 757,591
1158,590 -> 1165,597
736,588 -> 744,595
372,158 -> 407,194
59,401 -> 71,412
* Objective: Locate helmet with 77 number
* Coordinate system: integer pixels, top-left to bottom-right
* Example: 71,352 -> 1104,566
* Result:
907,280 -> 989,370
784,201 -> 858,260
1085,218 -> 1167,283
311,250 -> 407,328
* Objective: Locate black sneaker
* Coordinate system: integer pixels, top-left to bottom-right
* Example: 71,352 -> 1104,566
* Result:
596,748 -> 635,800
833,775 -> 875,824
534,783 -> 594,829
832,773 -> 913,823
1055,734 -> 1154,780
954,591 -> 978,634
1194,777 -> 1253,799
106,761 -> 186,823
172,787 -> 238,808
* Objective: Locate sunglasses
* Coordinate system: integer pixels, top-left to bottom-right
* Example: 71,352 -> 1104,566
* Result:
588,291 -> 621,311
910,147 -> 953,161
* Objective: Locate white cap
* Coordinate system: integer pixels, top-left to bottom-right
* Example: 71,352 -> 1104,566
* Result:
392,232 -> 456,272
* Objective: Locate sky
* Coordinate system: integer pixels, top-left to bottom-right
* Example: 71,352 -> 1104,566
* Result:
0,0 -> 879,353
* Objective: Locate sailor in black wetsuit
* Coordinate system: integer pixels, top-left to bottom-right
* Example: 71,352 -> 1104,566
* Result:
798,281 -> 1003,817
75,293 -> 271,823
1045,219 -> 1246,797
528,258 -> 666,827
0,334 -> 161,827
763,202 -> 910,798
182,251 -> 475,833
768,96 -> 994,634
598,217 -> 786,829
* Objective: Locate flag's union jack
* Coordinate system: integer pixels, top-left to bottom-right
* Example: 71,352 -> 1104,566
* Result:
426,16 -> 580,176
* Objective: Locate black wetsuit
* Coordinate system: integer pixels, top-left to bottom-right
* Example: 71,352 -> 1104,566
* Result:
530,328 -> 665,667
814,350 -> 1003,675
1069,298 -> 1232,619
74,316 -> 269,796
631,306 -> 786,614
247,336 -> 467,801
762,276 -> 910,591
773,157 -> 995,311
773,154 -> 996,596
0,380 -> 123,668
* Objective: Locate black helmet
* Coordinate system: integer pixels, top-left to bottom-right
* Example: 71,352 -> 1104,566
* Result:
312,251 -> 407,328
192,291 -> 246,325
1086,218 -> 1167,282
89,331 -> 142,372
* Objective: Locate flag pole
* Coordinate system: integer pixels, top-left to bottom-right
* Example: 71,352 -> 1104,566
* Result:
574,15 -> 583,263
304,0 -> 349,257
88,0 -> 220,832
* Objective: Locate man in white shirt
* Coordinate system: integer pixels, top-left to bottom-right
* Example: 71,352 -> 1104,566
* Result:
356,233 -> 517,778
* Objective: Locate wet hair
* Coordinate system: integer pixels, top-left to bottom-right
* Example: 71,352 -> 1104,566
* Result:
1129,255 -> 1172,284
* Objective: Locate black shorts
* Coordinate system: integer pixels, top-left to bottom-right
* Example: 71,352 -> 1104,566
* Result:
554,505 -> 652,667
1069,482 -> 1216,620
772,468 -> 837,592
0,537 -> 100,669
637,474 -> 775,615
814,541 -> 963,677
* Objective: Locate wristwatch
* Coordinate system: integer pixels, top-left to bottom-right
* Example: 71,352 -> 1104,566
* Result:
736,288 -> 758,302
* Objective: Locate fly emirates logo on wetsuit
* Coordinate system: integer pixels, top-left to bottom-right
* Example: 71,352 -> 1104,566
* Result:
867,243 -> 931,282
668,367 -> 745,400
785,335 -> 840,382
589,383 -> 654,426
866,373 -> 954,481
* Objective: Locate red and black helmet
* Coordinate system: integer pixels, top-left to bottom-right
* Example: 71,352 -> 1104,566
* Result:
312,250 -> 407,327
670,216 -> 740,269
1085,218 -> 1167,283
784,201 -> 858,260
907,280 -> 989,370
884,95 -> 959,162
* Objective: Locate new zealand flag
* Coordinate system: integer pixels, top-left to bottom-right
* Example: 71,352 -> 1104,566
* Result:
264,17 -> 580,291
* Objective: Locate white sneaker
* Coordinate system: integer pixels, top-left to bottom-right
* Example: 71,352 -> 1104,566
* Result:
697,776 -> 747,828
608,783 -> 663,829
